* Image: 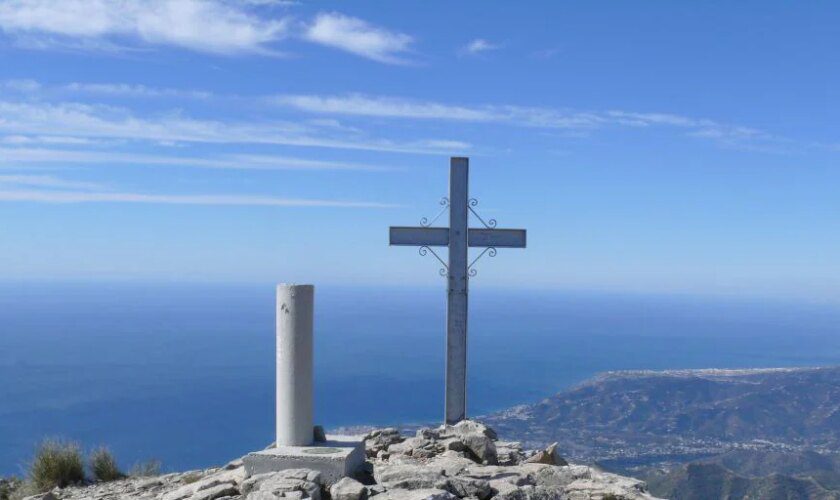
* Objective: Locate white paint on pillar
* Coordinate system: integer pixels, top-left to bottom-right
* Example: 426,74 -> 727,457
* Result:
276,284 -> 314,447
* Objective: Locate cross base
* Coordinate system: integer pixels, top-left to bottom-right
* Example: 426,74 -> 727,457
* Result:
243,435 -> 365,486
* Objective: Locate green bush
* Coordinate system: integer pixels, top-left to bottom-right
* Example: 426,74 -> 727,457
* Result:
0,477 -> 23,500
28,439 -> 85,491
128,459 -> 161,478
89,447 -> 123,482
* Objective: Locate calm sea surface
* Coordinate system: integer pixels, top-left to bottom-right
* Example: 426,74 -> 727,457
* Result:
1,283 -> 839,475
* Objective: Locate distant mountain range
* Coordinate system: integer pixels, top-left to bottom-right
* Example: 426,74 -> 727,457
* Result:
483,366 -> 840,499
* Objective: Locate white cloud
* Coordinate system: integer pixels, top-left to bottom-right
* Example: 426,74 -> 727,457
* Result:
274,94 -> 496,121
1,134 -> 100,145
271,93 -> 783,147
0,149 -> 397,208
0,4 -> 422,63
459,38 -> 501,56
272,93 -> 606,128
0,78 -> 781,154
0,147 -> 400,171
0,188 -> 395,207
1,78 -> 42,92
62,82 -> 213,99
304,12 -> 413,64
0,0 -> 289,55
0,100 -> 470,154
0,174 -> 103,190
2,78 -> 214,99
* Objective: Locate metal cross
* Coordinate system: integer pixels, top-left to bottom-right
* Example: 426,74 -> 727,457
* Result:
389,157 -> 527,424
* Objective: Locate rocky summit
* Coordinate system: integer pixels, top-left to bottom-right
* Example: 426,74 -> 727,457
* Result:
21,421 -> 661,500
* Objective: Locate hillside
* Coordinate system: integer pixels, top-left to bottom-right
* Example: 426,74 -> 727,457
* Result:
645,462 -> 840,500
483,367 -> 840,499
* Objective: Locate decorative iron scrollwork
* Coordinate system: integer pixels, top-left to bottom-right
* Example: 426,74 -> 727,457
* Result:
421,197 -> 450,227
468,246 -> 497,277
419,245 -> 448,277
468,198 -> 497,229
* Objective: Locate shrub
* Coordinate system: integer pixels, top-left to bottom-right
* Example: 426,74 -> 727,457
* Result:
128,459 -> 161,478
28,439 -> 85,491
88,447 -> 123,482
0,477 -> 23,500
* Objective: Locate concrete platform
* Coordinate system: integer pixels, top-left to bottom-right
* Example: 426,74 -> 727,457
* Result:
243,435 -> 365,486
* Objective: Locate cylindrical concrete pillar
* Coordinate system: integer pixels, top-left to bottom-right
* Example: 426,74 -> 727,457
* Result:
276,284 -> 314,447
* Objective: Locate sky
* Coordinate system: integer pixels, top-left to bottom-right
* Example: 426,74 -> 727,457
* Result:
0,1 -> 839,301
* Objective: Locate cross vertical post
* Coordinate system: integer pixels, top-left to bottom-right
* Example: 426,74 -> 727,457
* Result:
388,156 -> 526,425
446,157 -> 469,424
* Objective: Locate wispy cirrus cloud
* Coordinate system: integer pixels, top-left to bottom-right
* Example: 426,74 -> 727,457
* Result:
0,78 -> 793,154
273,94 -> 500,121
62,82 -> 214,99
0,173 -> 396,208
272,93 -> 613,129
3,78 -> 215,101
0,100 -> 470,154
0,0 -> 290,55
303,12 -> 414,64
1,78 -> 42,92
0,174 -> 103,190
0,147 -> 400,172
1,134 -> 101,145
459,38 -> 502,56
271,93 -> 786,148
0,188 -> 396,207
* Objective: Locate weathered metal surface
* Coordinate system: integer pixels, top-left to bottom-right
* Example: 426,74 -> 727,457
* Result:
386,156 -> 527,425
468,228 -> 526,248
446,157 -> 470,425
389,226 -> 449,246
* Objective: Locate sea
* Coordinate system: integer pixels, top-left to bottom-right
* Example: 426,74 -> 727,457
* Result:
2,282 -> 840,476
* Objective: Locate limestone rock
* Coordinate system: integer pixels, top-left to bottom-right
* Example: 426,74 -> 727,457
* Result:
565,469 -> 651,500
224,459 -> 245,470
192,483 -> 239,500
363,428 -> 404,458
246,469 -> 322,500
162,466 -> 246,500
441,476 -> 492,500
328,477 -> 366,500
492,484 -> 567,499
495,441 -> 526,466
386,436 -> 432,457
364,484 -> 386,497
241,473 -> 278,495
371,488 -> 457,500
412,420 -> 500,465
523,443 -> 567,467
373,463 -> 446,490
427,453 -> 475,476
447,420 -> 498,441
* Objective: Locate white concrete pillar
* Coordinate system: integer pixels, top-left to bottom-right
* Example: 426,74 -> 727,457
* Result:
276,284 -> 314,447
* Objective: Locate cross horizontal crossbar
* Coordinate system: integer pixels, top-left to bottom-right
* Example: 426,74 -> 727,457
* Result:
389,226 -> 526,248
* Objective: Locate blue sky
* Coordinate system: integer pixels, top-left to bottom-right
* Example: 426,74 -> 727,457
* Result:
0,1 -> 839,301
